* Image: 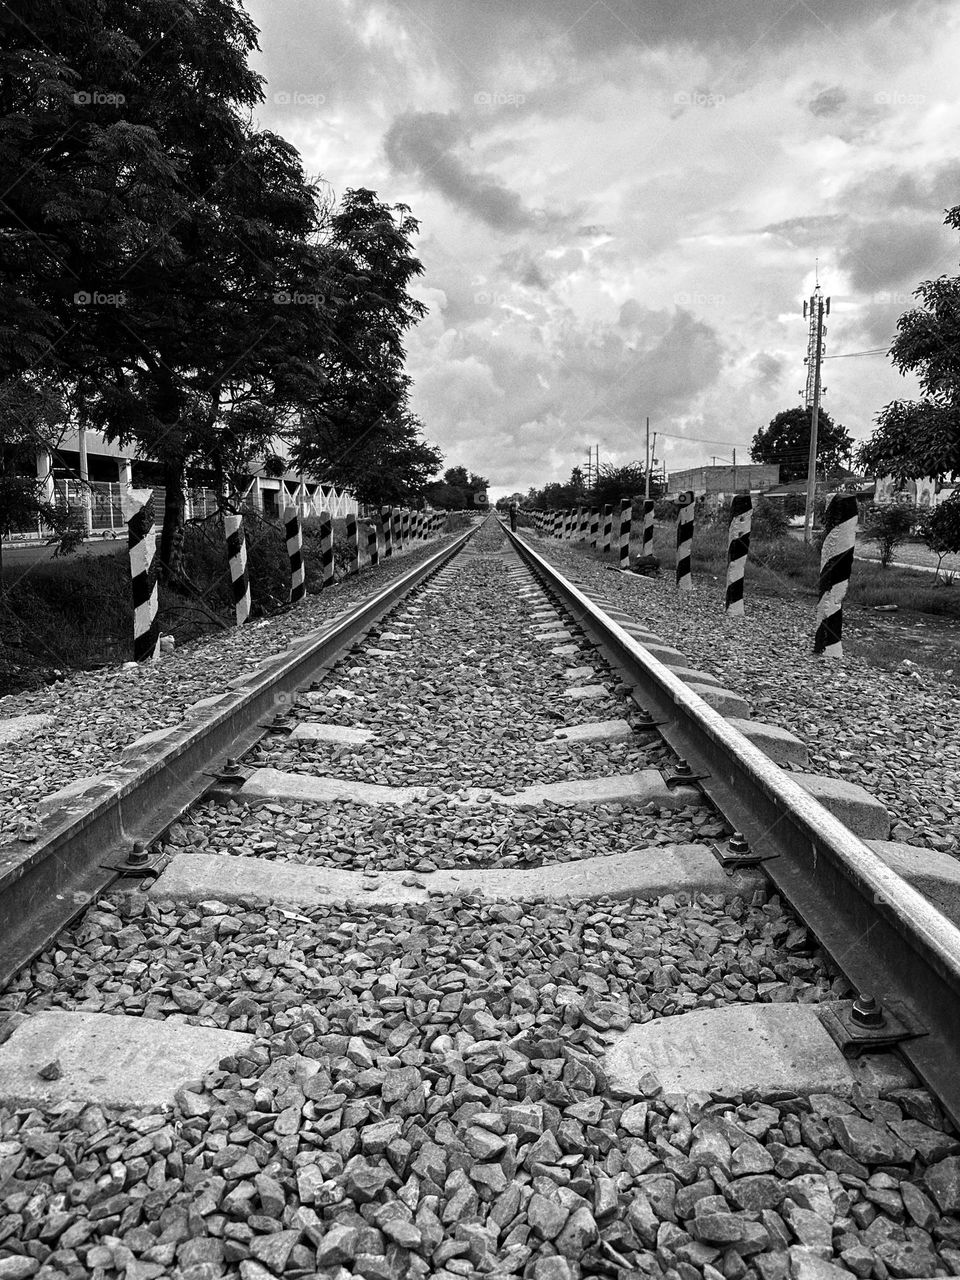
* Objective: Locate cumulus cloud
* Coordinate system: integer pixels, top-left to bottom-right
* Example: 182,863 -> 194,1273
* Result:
808,85 -> 847,116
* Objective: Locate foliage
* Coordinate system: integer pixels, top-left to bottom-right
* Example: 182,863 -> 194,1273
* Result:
703,496 -> 789,541
857,205 -> 960,481
424,466 -> 489,510
750,407 -> 853,483
861,501 -> 916,567
592,462 -> 649,505
918,495 -> 960,577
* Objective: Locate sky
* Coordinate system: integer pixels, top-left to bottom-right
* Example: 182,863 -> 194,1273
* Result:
244,0 -> 960,499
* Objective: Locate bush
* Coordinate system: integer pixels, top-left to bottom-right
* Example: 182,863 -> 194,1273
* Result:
861,501 -> 915,567
918,495 -> 960,578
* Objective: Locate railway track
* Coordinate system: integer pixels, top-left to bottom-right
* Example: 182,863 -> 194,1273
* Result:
1,515 -> 960,1280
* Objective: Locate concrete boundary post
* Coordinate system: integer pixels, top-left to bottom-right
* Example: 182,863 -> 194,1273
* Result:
725,494 -> 752,616
345,512 -> 360,576
283,505 -> 306,604
590,506 -> 600,548
224,511 -> 252,624
367,514 -> 379,568
815,493 -> 858,658
319,510 -> 334,588
642,499 -> 655,557
618,499 -> 632,569
602,505 -> 613,555
392,507 -> 402,554
381,506 -> 393,558
123,487 -> 160,661
676,491 -> 694,592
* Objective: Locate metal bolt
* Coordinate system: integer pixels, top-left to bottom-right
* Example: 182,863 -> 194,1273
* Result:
673,758 -> 693,777
224,757 -> 241,775
727,832 -> 751,856
851,993 -> 885,1027
128,841 -> 149,867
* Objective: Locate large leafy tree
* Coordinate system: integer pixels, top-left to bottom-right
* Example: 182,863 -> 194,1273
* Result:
295,189 -> 440,503
424,465 -> 489,510
1,0 -> 333,577
857,205 -> 960,482
750,407 -> 853,484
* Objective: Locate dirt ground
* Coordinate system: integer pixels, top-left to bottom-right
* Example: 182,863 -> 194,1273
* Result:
844,603 -> 960,686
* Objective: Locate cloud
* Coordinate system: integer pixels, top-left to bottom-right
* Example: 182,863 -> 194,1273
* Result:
837,220 -> 955,293
808,85 -> 847,116
383,110 -> 546,230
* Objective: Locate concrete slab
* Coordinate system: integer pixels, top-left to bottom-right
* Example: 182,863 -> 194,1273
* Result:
727,718 -> 809,767
642,643 -> 689,665
0,1012 -> 252,1108
535,629 -> 573,642
563,685 -> 610,700
288,723 -> 375,745
564,665 -> 598,681
665,667 -> 723,687
306,686 -> 361,701
687,683 -> 751,718
550,643 -> 581,657
151,844 -> 749,908
240,768 -> 424,806
378,631 -> 406,641
0,714 -> 52,745
550,720 -> 633,745
868,840 -> 960,923
794,773 -> 890,839
604,1004 -> 915,1098
497,771 -> 701,809
365,647 -> 398,657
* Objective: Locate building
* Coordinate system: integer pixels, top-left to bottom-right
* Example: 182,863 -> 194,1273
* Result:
666,464 -> 779,496
10,426 -> 356,542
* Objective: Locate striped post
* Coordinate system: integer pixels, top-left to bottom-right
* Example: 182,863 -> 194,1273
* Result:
392,507 -> 402,554
319,509 -> 334,587
814,493 -> 858,659
725,495 -> 752,616
590,506 -> 600,548
123,488 -> 160,661
283,505 -> 306,604
367,514 -> 379,568
577,506 -> 588,541
345,511 -> 360,576
401,508 -> 410,547
676,491 -> 694,592
381,505 -> 394,558
618,499 -> 632,570
224,512 -> 251,624
642,500 -> 655,557
552,510 -> 561,539
602,505 -> 613,556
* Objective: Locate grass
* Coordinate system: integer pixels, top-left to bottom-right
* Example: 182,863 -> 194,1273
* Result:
0,509 -> 465,694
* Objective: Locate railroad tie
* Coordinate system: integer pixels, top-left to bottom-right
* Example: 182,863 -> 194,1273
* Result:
618,499 -> 632,570
122,487 -> 160,661
725,494 -> 752,616
223,511 -> 252,625
676,491 -> 694,592
319,509 -> 334,588
815,492 -> 858,658
283,505 -> 306,604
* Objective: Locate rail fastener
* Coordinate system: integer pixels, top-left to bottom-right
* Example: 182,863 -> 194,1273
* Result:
819,997 -> 926,1058
665,758 -> 709,788
712,831 -> 779,871
100,839 -> 166,877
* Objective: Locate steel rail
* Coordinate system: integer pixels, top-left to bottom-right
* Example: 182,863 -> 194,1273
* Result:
0,528 -> 475,989
507,524 -> 960,1123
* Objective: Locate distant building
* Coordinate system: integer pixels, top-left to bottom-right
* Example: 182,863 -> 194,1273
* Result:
874,475 -> 954,507
666,464 -> 779,496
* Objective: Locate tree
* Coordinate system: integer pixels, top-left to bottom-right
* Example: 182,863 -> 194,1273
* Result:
857,208 -> 960,482
423,466 -> 489,510
861,501 -> 915,567
751,407 -> 853,483
592,462 -> 648,505
1,0 -> 333,579
295,189 -> 439,504
918,495 -> 960,580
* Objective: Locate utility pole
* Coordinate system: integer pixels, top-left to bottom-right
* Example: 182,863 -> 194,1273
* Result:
802,283 -> 830,544
644,418 -> 651,498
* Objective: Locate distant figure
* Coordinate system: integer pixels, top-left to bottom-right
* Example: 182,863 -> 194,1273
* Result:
508,501 -> 518,532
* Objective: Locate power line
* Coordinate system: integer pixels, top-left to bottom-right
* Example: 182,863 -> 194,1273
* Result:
822,348 -> 888,361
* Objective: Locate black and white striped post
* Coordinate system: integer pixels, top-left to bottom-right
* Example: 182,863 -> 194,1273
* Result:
590,506 -> 600,548
676,490 -> 694,592
577,506 -> 588,541
123,488 -> 160,661
401,508 -> 410,547
618,498 -> 632,570
283,505 -> 306,604
382,506 -> 394,558
602,505 -> 613,556
552,510 -> 562,539
367,514 -> 379,569
224,512 -> 252,624
814,493 -> 858,659
642,499 -> 655,557
319,509 -> 334,588
725,494 -> 752,616
392,507 -> 402,554
345,511 -> 360,576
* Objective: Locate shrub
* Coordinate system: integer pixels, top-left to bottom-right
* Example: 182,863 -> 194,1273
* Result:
861,501 -> 915,567
918,495 -> 960,579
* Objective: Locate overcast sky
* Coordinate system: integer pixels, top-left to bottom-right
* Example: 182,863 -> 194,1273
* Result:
245,0 -> 960,498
